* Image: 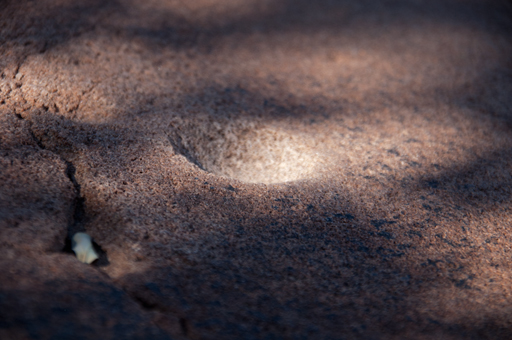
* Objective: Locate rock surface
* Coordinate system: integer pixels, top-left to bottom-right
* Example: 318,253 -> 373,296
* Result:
1,0 -> 512,339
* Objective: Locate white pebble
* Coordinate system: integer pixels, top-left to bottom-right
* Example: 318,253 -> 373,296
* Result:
72,232 -> 99,264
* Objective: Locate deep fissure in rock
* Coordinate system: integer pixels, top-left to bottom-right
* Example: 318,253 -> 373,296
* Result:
62,160 -> 109,266
180,318 -> 189,337
65,161 -> 85,229
14,112 -> 109,265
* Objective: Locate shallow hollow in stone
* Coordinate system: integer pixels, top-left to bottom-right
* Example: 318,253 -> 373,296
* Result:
169,117 -> 319,184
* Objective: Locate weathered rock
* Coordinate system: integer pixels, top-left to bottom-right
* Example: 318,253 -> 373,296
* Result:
1,0 -> 512,339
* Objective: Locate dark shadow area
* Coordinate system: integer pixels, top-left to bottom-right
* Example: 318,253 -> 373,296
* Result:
2,0 -> 511,64
451,66 -> 512,127
417,147 -> 512,211
0,257 -> 171,339
106,0 -> 512,53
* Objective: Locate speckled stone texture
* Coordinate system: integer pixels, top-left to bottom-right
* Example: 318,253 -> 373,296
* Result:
1,0 -> 512,339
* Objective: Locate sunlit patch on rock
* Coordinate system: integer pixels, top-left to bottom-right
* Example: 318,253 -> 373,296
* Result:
170,118 -> 319,184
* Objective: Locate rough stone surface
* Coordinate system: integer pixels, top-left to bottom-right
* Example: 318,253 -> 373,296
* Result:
1,0 -> 512,339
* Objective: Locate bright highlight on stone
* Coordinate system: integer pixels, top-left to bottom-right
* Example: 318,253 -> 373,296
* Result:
72,232 -> 99,264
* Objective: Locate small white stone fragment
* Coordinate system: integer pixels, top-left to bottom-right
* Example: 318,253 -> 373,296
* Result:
72,232 -> 99,264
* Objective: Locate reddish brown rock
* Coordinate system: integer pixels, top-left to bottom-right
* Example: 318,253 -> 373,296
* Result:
1,0 -> 512,339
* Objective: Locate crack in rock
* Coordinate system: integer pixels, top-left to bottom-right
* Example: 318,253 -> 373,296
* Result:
13,111 -> 109,265
62,160 -> 109,266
